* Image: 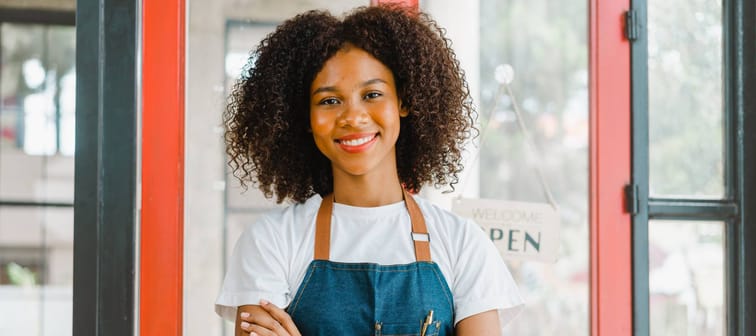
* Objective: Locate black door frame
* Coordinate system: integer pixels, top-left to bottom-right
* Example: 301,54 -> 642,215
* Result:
72,0 -> 138,335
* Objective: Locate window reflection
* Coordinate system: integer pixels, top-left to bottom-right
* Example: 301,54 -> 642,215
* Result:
1,23 -> 76,156
648,0 -> 724,198
480,0 -> 589,334
649,220 -> 724,335
0,22 -> 75,336
0,24 -> 75,203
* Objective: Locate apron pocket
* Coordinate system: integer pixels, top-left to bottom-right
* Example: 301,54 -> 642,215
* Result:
374,320 -> 442,336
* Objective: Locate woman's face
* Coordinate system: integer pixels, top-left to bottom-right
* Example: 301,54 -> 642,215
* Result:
309,45 -> 407,181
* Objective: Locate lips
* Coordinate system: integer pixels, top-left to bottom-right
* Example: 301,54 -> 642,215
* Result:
336,133 -> 379,153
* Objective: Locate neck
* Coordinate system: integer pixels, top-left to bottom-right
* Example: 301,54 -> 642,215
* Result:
332,171 -> 404,207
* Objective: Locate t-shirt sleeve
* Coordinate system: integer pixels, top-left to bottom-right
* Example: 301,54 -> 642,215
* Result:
215,215 -> 290,322
452,219 -> 524,327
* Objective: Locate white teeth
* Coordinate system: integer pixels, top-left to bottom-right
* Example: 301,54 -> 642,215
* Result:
340,135 -> 375,146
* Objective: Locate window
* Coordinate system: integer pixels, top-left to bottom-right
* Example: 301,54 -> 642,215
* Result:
0,12 -> 75,336
645,0 -> 726,333
629,0 -> 754,334
1,23 -> 75,156
479,0 -> 589,333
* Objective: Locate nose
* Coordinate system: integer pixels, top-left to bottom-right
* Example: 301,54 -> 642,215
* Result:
337,101 -> 369,127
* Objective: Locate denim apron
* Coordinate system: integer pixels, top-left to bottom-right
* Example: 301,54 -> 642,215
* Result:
287,190 -> 455,335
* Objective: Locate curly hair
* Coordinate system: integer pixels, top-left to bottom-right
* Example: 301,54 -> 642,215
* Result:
224,5 -> 476,203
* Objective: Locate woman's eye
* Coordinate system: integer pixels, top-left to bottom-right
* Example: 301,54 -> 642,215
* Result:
364,92 -> 382,100
319,98 -> 340,105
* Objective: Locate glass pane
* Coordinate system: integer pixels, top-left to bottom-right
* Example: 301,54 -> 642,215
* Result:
0,21 -> 75,336
649,220 -> 725,336
0,23 -> 76,203
0,206 -> 74,336
1,24 -> 50,155
479,0 -> 589,334
648,0 -> 724,198
47,27 -> 77,156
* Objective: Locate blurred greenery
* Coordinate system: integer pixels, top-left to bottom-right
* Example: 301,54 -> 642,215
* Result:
7,262 -> 37,286
648,0 -> 724,197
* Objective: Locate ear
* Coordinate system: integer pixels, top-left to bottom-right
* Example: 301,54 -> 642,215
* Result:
399,102 -> 409,117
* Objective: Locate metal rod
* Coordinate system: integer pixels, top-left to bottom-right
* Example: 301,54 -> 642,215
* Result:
0,200 -> 73,207
648,198 -> 738,220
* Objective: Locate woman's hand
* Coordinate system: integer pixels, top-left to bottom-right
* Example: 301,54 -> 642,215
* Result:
235,300 -> 301,336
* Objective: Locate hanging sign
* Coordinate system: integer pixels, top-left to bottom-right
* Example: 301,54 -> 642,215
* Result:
453,198 -> 560,262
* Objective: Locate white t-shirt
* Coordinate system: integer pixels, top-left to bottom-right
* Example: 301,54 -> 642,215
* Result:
215,194 -> 523,327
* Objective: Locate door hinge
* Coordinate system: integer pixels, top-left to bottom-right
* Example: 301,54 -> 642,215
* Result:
624,10 -> 639,41
624,184 -> 639,215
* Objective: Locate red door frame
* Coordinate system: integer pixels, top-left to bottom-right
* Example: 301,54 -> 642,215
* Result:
140,0 -> 186,334
589,0 -> 633,334
137,0 -> 634,334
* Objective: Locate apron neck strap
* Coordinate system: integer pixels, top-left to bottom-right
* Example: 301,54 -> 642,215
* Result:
404,189 -> 432,262
313,189 -> 432,262
313,194 -> 334,261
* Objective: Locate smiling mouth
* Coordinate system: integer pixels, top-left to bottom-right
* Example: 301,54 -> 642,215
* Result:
336,134 -> 378,146
335,133 -> 379,153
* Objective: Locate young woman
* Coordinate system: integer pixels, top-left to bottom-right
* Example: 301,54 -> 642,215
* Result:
216,5 -> 522,335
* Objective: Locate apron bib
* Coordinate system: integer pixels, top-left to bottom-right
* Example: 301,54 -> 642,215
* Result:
287,190 -> 455,335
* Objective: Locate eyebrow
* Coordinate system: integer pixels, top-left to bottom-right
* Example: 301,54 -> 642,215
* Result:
311,78 -> 389,96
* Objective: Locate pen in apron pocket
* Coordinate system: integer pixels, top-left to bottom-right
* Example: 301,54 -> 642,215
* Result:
420,310 -> 434,336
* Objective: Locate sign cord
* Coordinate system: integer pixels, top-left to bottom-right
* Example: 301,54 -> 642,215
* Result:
457,79 -> 558,210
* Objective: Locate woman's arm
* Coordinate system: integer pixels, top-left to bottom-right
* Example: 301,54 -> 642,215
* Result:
235,301 -> 301,336
455,309 -> 501,336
